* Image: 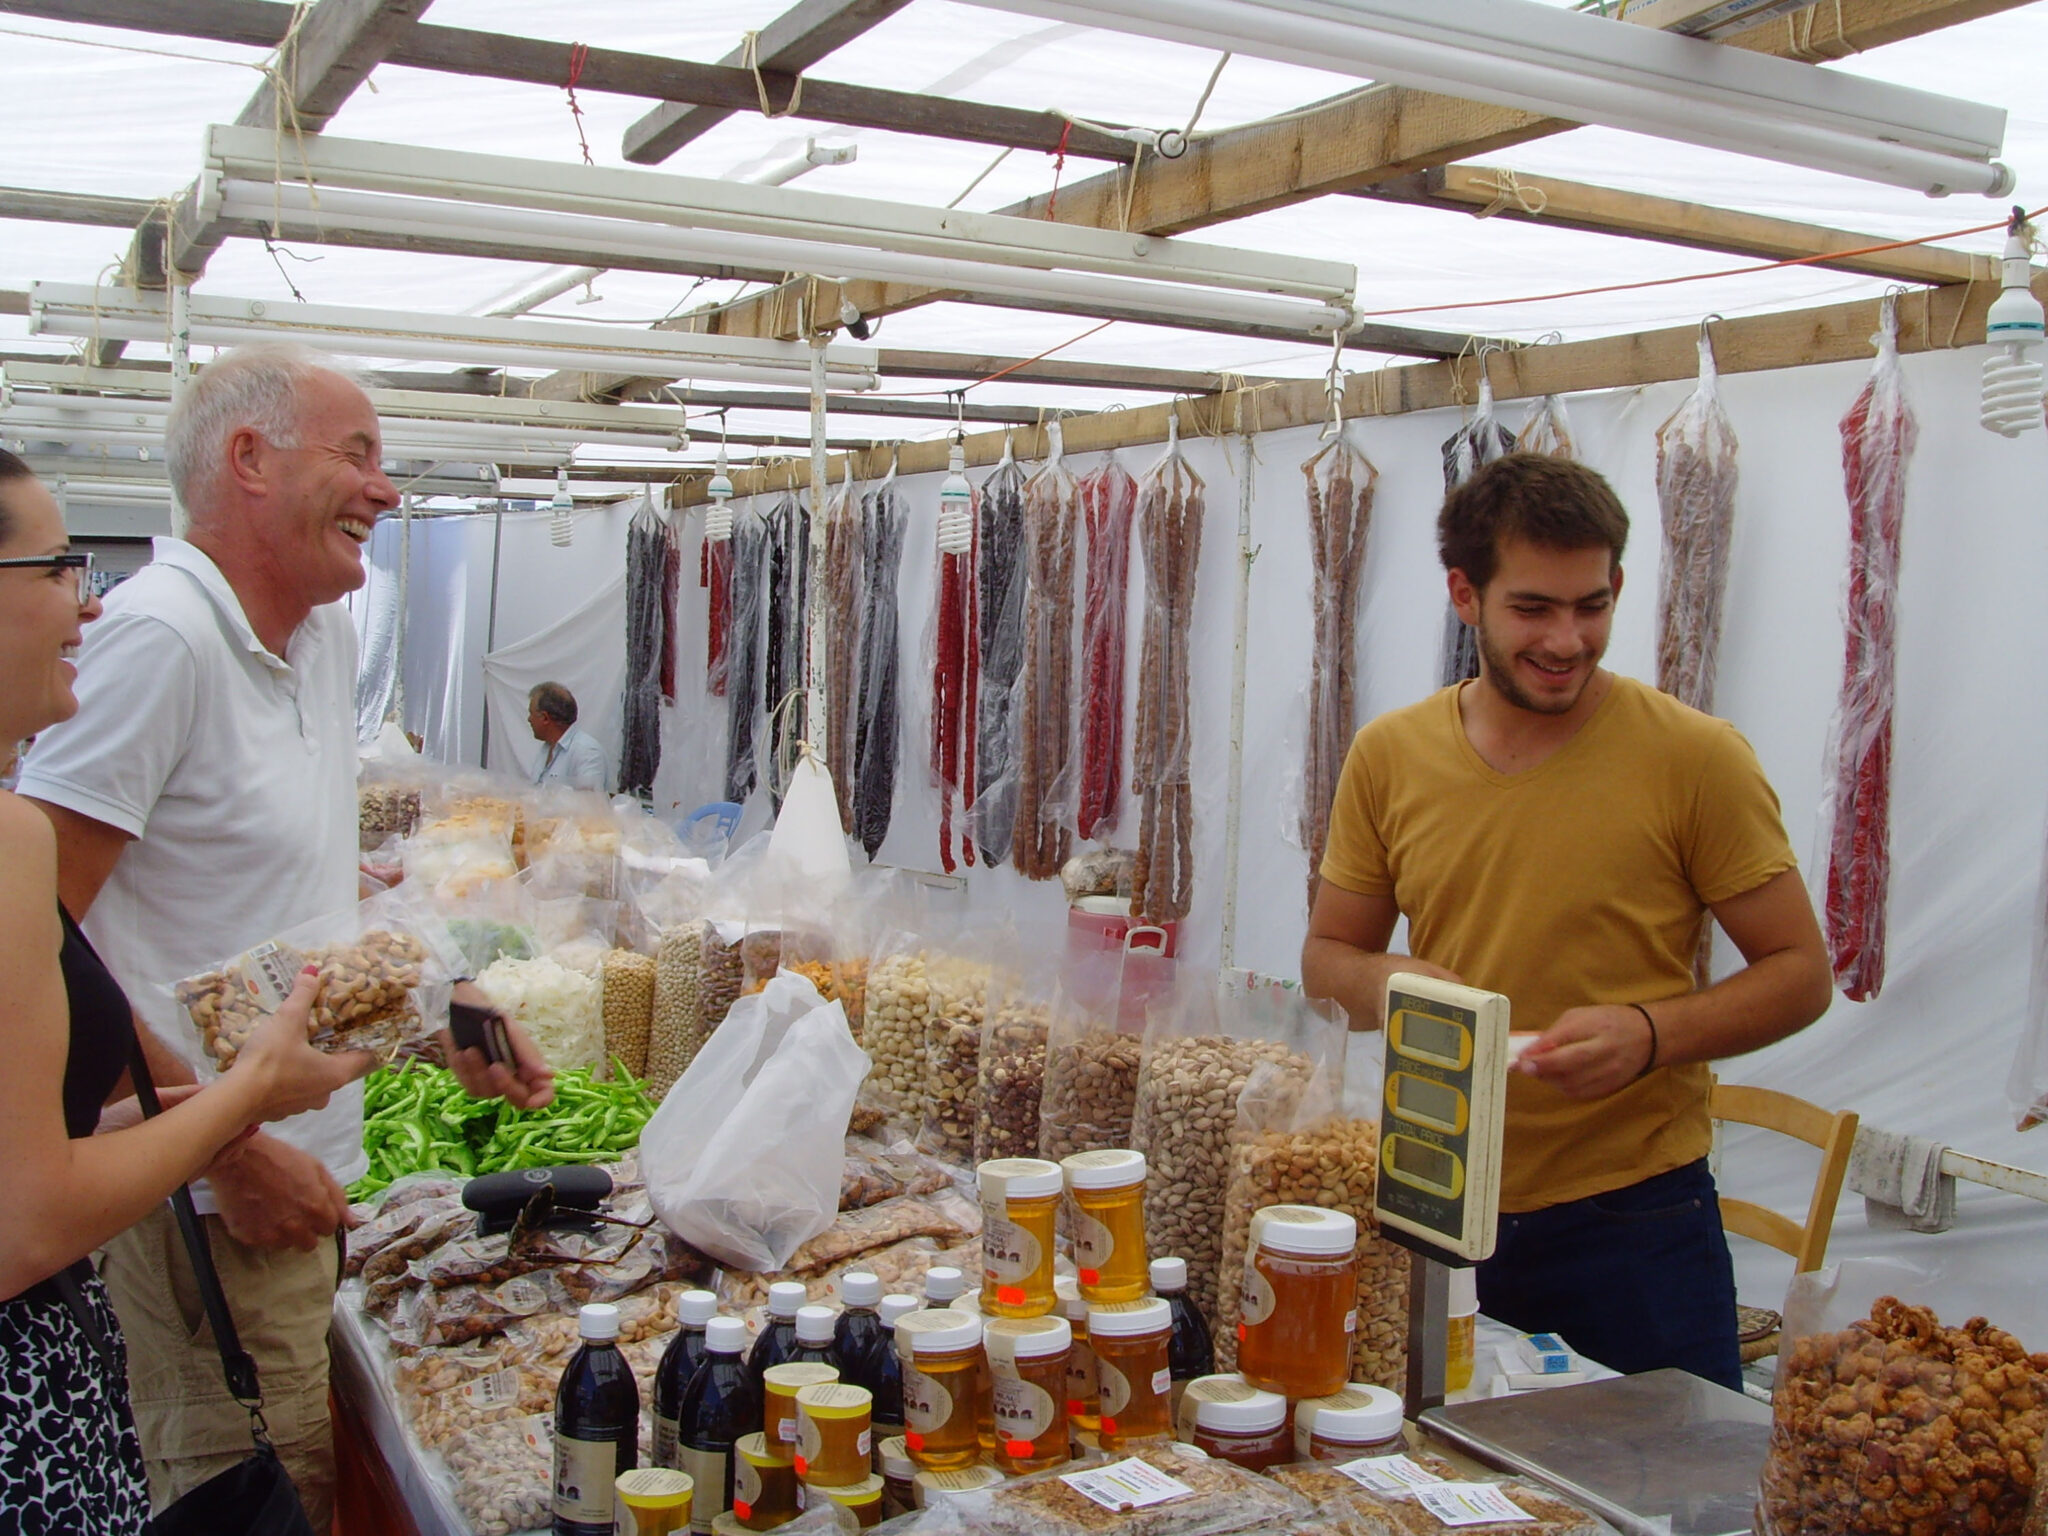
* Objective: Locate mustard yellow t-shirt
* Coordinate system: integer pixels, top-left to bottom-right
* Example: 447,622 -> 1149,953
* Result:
1320,675 -> 1797,1212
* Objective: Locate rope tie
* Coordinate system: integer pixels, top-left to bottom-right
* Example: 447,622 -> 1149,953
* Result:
1471,169 -> 1548,219
740,31 -> 806,119
566,44 -> 594,165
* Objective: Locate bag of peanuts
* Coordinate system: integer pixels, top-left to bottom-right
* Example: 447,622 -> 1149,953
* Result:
1037,948 -> 1148,1161
1214,1049 -> 1411,1388
172,886 -> 464,1069
1759,1260 -> 2048,1536
1130,969 -> 1342,1322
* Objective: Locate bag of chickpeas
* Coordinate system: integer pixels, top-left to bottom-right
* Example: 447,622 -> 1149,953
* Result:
1758,1259 -> 2048,1536
1212,1035 -> 1411,1389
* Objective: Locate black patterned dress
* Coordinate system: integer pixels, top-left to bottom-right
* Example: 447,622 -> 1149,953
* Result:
0,909 -> 151,1533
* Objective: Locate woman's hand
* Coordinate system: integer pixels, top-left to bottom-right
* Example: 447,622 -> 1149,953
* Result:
235,967 -> 379,1122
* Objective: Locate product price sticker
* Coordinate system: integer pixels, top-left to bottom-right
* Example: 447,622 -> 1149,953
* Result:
519,1412 -> 555,1453
1336,1454 -> 1447,1495
1060,1458 -> 1196,1513
458,1369 -> 523,1409
1411,1484 -> 1532,1527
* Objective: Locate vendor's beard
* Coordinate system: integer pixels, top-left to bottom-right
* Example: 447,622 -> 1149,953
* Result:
1476,620 -> 1597,717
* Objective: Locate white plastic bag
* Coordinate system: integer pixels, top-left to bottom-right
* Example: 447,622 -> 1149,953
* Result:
642,970 -> 870,1271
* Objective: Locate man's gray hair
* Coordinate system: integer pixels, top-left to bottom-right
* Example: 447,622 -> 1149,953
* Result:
529,681 -> 578,727
164,342 -> 358,514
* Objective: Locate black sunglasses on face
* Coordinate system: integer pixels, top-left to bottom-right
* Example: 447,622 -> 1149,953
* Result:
0,552 -> 94,588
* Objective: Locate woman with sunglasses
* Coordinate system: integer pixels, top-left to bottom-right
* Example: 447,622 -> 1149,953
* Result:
0,450 -> 376,1533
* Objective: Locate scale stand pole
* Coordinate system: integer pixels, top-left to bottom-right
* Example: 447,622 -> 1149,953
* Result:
1404,1252 -> 1450,1419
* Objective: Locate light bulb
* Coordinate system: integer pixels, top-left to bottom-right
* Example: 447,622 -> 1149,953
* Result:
549,466 -> 575,547
704,445 -> 735,542
937,442 -> 973,555
1982,214 -> 2044,438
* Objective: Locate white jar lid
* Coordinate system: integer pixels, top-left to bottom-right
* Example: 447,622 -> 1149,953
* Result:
767,1280 -> 809,1316
978,1157 -> 1063,1200
678,1289 -> 719,1327
1087,1297 -> 1172,1338
1149,1258 -> 1187,1292
983,1315 -> 1073,1361
1062,1149 -> 1147,1191
895,1306 -> 983,1355
1195,1385 -> 1287,1435
705,1316 -> 749,1354
879,1294 -> 921,1326
841,1271 -> 882,1308
578,1302 -> 620,1341
1250,1204 -> 1358,1256
1298,1383 -> 1403,1442
878,1437 -> 915,1479
796,1304 -> 838,1344
923,1266 -> 967,1304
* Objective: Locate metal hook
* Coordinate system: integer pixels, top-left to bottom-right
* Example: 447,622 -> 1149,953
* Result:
1321,328 -> 1347,441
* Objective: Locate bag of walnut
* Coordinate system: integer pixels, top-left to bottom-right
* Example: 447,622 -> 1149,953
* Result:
976,964 -> 1055,1163
1213,1036 -> 1409,1388
1129,969 -> 1340,1325
1758,1259 -> 2048,1536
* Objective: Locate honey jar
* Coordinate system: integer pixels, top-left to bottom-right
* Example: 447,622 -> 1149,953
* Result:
911,1466 -> 1004,1509
1236,1204 -> 1358,1400
1056,1277 -> 1099,1432
794,1382 -> 873,1487
894,1308 -> 984,1471
977,1158 -> 1063,1317
983,1315 -> 1073,1473
1088,1297 -> 1173,1451
1188,1383 -> 1291,1472
1060,1150 -> 1149,1304
1293,1383 -> 1405,1462
732,1434 -> 796,1531
762,1364 -> 840,1465
795,1474 -> 886,1529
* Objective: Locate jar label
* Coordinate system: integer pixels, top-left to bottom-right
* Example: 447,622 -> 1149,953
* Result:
798,1415 -> 822,1466
982,1212 -> 1043,1286
1150,1367 -> 1172,1397
1344,1308 -> 1358,1334
1067,1344 -> 1097,1408
1241,1264 -> 1277,1327
1072,1208 -> 1116,1274
735,1456 -> 764,1509
652,1411 -> 681,1470
903,1365 -> 955,1433
991,1374 -> 1060,1441
553,1432 -> 619,1528
682,1447 -> 730,1533
776,1414 -> 798,1447
1097,1359 -> 1133,1419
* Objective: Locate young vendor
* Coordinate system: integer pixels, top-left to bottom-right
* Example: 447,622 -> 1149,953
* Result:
1301,453 -> 1831,1389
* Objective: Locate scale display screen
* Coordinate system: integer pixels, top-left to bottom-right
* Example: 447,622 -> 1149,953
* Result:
1388,1135 -> 1461,1195
1396,1010 -> 1467,1067
1392,1072 -> 1466,1133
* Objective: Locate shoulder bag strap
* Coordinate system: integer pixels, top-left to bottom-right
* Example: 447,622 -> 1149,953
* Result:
125,1034 -> 274,1445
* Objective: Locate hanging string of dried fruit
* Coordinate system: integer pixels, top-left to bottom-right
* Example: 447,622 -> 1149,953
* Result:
1438,369 -> 1515,687
973,441 -> 1031,865
853,460 -> 907,859
619,498 -> 668,799
1821,298 -> 1916,1002
930,470 -> 980,874
659,508 -> 682,704
703,519 -> 733,698
1131,422 -> 1204,925
1015,422 -> 1080,881
1654,327 -> 1740,714
1076,455 -> 1137,842
1516,392 -> 1578,459
764,489 -> 812,799
723,503 -> 770,804
1299,433 -> 1377,911
823,461 -> 864,832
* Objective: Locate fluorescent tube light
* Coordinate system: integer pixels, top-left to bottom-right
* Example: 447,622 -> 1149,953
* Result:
958,0 -> 2013,197
202,127 -> 1355,302
206,179 -> 1356,335
18,449 -> 500,498
29,283 -> 881,392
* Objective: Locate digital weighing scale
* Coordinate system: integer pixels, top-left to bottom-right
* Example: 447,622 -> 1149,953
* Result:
1373,972 -> 1512,1416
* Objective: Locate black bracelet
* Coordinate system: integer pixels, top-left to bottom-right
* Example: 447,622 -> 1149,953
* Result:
1630,1002 -> 1660,1080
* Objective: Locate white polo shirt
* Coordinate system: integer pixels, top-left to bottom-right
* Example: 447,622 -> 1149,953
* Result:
535,722 -> 609,793
19,537 -> 366,1192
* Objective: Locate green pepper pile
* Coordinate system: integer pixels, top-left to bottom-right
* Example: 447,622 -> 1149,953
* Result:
349,1063 -> 655,1201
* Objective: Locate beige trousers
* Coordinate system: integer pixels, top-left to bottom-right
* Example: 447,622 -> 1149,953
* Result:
98,1204 -> 339,1532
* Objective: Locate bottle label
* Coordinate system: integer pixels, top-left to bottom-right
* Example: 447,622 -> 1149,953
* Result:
981,1211 -> 1043,1287
652,1411 -> 681,1470
776,1414 -> 798,1447
735,1454 -> 763,1512
798,1414 -> 821,1466
1097,1359 -> 1132,1419
991,1373 -> 1060,1442
1072,1208 -> 1116,1280
903,1365 -> 955,1435
553,1432 -> 620,1530
1241,1264 -> 1277,1328
1344,1308 -> 1358,1334
1067,1345 -> 1097,1410
681,1447 -> 730,1534
1150,1367 -> 1172,1397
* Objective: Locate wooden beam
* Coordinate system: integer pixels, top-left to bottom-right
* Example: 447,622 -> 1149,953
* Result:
877,349 -> 1285,394
0,0 -> 1134,160
0,185 -> 154,228
1360,164 -> 1993,287
689,0 -> 2027,349
683,270 -> 2042,503
623,0 -> 911,165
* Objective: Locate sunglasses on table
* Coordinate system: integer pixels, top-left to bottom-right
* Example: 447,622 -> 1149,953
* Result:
0,552 -> 94,591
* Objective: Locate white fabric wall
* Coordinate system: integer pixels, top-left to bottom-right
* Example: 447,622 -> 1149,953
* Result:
394,344 -> 2048,1340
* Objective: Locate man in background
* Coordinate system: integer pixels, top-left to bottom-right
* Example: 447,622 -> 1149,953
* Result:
528,680 -> 608,792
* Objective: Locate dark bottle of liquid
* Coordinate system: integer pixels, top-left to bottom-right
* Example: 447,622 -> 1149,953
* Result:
653,1289 -> 720,1471
1152,1257 -> 1215,1423
679,1315 -> 762,1535
865,1291 -> 923,1458
789,1304 -> 843,1369
745,1280 -> 809,1392
922,1265 -> 967,1309
832,1272 -> 893,1399
554,1302 -> 640,1536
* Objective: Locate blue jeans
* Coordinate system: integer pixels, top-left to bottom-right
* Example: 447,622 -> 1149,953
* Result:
1475,1158 -> 1742,1392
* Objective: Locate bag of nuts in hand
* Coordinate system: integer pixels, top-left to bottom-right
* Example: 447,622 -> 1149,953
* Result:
1129,970 -> 1339,1321
1213,1053 -> 1409,1387
1760,1266 -> 2048,1536
173,886 -> 463,1068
